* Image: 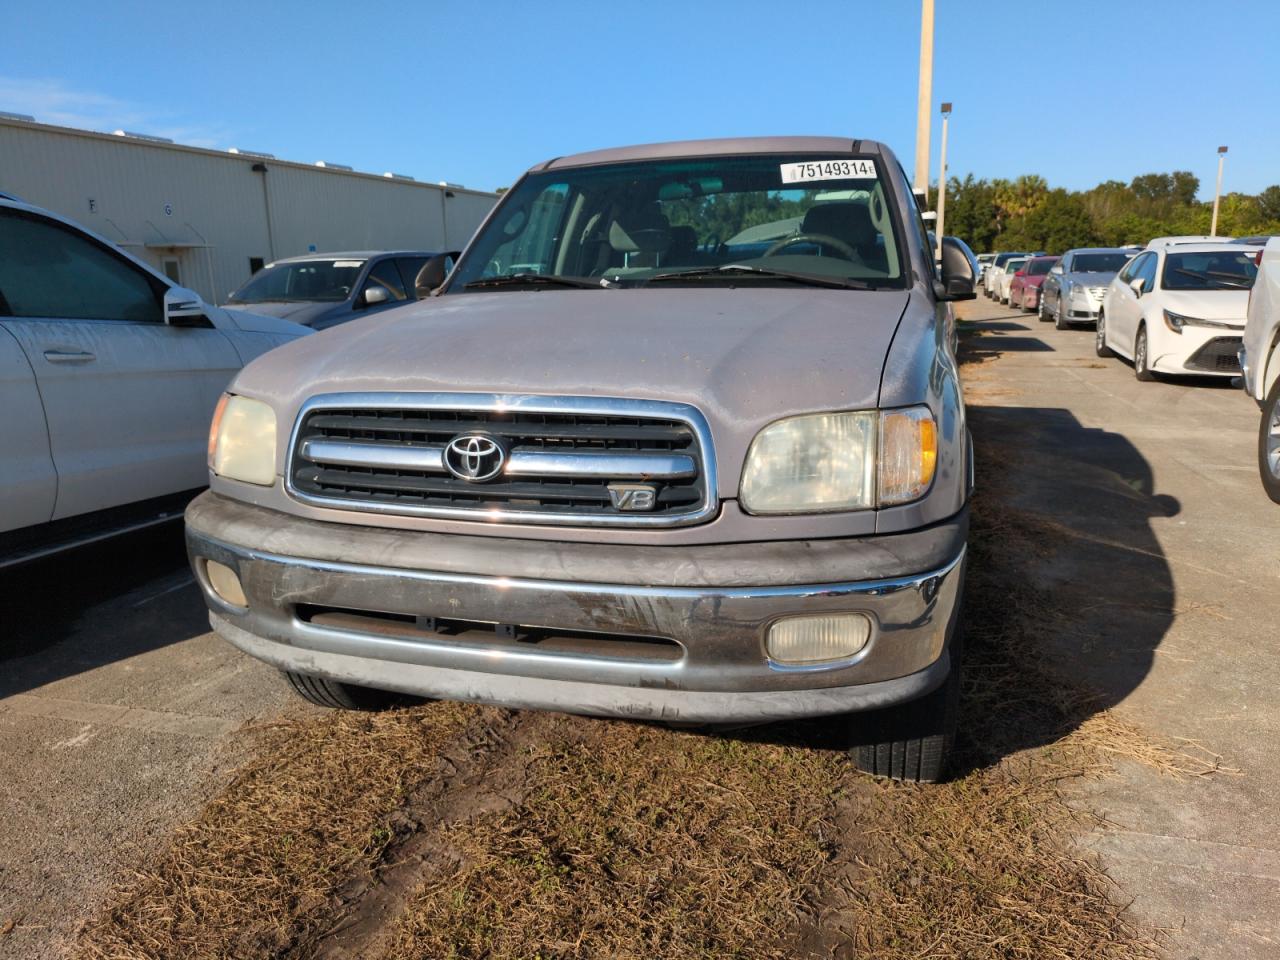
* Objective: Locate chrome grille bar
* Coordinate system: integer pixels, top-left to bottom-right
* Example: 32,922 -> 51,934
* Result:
303,440 -> 696,480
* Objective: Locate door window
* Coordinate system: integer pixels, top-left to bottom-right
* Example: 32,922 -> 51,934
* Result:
1134,253 -> 1158,290
362,259 -> 408,301
0,209 -> 163,322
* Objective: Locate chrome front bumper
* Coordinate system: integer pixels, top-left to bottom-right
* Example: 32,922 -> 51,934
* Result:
186,493 -> 966,723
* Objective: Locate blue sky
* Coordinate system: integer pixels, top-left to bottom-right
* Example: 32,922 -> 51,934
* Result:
5,0 -> 1278,199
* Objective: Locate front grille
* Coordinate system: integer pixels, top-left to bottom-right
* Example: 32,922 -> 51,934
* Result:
1185,337 -> 1243,373
287,394 -> 716,527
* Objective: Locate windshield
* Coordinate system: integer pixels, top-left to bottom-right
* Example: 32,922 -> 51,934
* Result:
446,154 -> 908,291
1027,258 -> 1056,277
230,259 -> 366,303
1006,259 -> 1028,273
993,252 -> 1024,267
1162,251 -> 1257,291
1072,253 -> 1129,273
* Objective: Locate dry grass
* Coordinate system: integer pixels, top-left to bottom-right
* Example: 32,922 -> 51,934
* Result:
72,703 -> 473,960
379,724 -> 842,960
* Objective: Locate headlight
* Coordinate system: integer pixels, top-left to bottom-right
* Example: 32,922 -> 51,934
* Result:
740,406 -> 937,515
208,394 -> 277,485
1070,285 -> 1091,303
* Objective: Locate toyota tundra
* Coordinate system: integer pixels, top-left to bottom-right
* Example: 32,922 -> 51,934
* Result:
186,136 -> 976,781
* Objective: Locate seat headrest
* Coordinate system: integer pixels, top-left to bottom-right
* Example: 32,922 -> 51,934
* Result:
800,202 -> 876,248
609,208 -> 671,254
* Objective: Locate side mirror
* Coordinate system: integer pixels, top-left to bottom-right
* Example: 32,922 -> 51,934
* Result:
1051,265 -> 1064,275
935,236 -> 977,301
164,286 -> 212,327
415,251 -> 460,297
361,284 -> 392,307
1129,277 -> 1146,297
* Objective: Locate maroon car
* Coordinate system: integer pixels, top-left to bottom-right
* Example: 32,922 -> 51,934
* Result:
1010,256 -> 1060,311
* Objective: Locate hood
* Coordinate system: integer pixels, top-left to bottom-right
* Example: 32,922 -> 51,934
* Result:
233,287 -> 911,486
224,301 -> 344,327
1158,289 -> 1250,325
1021,275 -> 1048,289
215,305 -> 311,337
1065,271 -> 1118,287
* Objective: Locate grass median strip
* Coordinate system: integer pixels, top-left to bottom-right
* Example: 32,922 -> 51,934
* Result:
71,702 -> 475,960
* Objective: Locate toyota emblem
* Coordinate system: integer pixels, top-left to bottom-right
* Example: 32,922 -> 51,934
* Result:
443,434 -> 506,482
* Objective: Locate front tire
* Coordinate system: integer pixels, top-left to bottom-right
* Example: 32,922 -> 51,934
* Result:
1095,310 -> 1114,357
283,671 -> 409,710
1134,324 -> 1156,381
1260,374 -> 1280,504
1054,297 -> 1069,330
1038,295 -> 1051,322
850,639 -> 961,783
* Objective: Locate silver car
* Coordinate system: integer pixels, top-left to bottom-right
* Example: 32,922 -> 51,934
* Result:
1038,248 -> 1134,329
186,136 -> 976,782
225,250 -> 456,331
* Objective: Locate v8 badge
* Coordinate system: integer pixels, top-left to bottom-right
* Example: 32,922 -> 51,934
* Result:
607,483 -> 658,512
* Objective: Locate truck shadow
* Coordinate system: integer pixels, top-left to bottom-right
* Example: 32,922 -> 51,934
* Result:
0,524 -> 207,698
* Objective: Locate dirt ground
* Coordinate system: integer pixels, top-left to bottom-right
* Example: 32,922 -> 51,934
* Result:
3,295 -> 1275,958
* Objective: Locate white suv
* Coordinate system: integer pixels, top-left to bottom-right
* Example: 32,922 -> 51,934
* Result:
1096,242 -> 1256,382
0,196 -> 310,566
1242,238 -> 1280,502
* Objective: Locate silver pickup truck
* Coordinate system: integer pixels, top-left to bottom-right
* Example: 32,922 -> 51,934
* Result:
186,136 -> 976,781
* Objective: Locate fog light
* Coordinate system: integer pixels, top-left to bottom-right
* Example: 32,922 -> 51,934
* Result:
206,560 -> 247,608
766,613 -> 871,665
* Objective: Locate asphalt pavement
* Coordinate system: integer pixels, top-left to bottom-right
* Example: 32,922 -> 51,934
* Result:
0,525 -> 298,959
958,293 -> 1280,959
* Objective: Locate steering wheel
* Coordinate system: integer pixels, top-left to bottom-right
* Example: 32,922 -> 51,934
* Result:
764,233 -> 857,261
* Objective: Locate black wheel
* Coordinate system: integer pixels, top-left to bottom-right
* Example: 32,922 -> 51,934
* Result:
1095,310 -> 1113,357
1260,374 -> 1280,504
1134,325 -> 1156,381
283,670 -> 409,710
1053,296 -> 1069,330
850,637 -> 961,783
1039,294 -> 1052,322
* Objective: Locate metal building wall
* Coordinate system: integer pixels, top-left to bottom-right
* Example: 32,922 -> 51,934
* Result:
0,118 -> 497,304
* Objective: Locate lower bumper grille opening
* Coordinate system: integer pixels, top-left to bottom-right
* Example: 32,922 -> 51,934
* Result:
1186,336 -> 1243,373
295,604 -> 684,663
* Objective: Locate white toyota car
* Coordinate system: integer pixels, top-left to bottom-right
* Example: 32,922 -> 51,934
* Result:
1096,241 -> 1256,381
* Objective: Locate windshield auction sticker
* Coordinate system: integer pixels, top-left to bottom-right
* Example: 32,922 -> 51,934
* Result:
779,159 -> 876,183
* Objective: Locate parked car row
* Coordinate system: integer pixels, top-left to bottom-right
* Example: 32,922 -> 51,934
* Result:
977,235 -> 1278,504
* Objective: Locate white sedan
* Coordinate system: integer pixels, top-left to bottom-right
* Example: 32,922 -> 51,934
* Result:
995,257 -> 1029,304
1096,241 -> 1256,381
0,196 -> 311,566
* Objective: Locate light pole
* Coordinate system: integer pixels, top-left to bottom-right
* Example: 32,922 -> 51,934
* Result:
913,0 -> 935,194
935,102 -> 951,264
1210,145 -> 1228,237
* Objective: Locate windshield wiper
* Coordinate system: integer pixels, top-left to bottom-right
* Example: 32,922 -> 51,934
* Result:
1173,267 -> 1251,289
463,273 -> 614,290
645,264 -> 874,290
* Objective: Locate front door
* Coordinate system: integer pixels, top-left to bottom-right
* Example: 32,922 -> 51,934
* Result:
0,208 -> 241,521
